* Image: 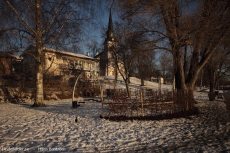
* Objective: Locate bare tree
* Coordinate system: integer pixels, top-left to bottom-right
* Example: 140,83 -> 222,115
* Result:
131,33 -> 156,86
109,22 -> 138,98
159,52 -> 173,84
206,44 -> 230,93
0,1 -> 21,52
0,0 -> 99,107
87,39 -> 102,57
118,0 -> 230,110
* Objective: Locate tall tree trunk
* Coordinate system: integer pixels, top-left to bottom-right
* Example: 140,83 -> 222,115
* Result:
208,68 -> 216,93
32,0 -> 45,107
141,78 -> 144,86
183,46 -> 188,76
184,63 -> 203,110
114,66 -> 118,90
185,85 -> 196,110
173,50 -> 187,91
172,49 -> 199,111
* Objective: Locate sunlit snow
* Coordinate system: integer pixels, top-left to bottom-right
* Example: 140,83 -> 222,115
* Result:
0,78 -> 229,152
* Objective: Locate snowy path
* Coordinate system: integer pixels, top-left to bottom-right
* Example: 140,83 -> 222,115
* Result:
0,93 -> 230,152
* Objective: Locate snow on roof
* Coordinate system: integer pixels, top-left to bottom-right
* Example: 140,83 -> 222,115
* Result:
43,47 -> 96,61
25,45 -> 96,61
0,52 -> 22,60
9,54 -> 23,60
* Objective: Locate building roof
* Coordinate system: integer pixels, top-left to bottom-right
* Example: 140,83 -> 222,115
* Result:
25,45 -> 97,61
43,47 -> 96,61
0,52 -> 22,60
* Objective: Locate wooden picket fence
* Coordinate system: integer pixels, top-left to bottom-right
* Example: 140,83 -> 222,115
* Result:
101,89 -> 185,118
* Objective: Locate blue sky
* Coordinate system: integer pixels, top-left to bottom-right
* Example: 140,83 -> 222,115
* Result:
80,0 -> 120,55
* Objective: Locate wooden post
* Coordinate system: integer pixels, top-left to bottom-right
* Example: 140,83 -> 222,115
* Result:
155,91 -> 158,114
102,99 -> 104,118
140,90 -> 144,116
159,77 -> 162,98
100,81 -> 104,117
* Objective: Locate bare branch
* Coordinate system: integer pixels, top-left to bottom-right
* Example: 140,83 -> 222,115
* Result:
4,0 -> 36,34
44,2 -> 82,45
0,25 -> 34,40
42,0 -> 66,33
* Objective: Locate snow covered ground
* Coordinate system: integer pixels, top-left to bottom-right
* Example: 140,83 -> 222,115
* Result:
0,79 -> 230,152
103,76 -> 172,91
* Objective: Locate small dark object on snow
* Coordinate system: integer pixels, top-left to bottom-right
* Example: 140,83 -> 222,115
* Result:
75,117 -> 78,122
72,101 -> 80,108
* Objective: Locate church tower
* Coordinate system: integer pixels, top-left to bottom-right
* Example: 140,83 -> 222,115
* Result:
99,9 -> 117,76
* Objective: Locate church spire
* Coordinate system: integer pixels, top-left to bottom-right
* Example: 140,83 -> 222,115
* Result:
108,8 -> 113,31
106,8 -> 114,40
